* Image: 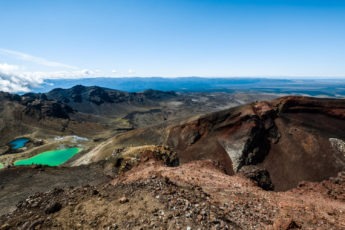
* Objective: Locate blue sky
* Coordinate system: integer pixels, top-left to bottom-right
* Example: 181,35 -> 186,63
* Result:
0,0 -> 344,90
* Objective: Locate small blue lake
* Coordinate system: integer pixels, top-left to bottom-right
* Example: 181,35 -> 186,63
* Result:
9,138 -> 30,150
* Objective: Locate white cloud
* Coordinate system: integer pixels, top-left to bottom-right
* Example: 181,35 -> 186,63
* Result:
0,60 -> 96,92
0,63 -> 19,73
0,48 -> 101,92
0,48 -> 142,92
0,48 -> 77,69
27,69 -> 94,79
0,62 -> 38,92
0,71 -> 43,93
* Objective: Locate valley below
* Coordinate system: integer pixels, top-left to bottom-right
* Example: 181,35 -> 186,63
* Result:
0,85 -> 344,229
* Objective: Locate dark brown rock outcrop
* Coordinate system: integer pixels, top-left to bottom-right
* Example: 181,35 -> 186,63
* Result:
46,85 -> 177,107
23,99 -> 74,120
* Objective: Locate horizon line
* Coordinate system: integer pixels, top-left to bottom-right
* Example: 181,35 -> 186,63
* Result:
44,76 -> 345,80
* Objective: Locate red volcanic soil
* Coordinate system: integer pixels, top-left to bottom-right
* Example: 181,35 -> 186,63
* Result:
1,159 -> 344,229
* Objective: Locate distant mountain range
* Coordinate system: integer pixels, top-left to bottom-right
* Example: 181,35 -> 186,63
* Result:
32,77 -> 345,97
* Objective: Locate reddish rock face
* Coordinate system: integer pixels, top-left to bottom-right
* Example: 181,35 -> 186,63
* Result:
61,96 -> 345,190
108,96 -> 345,190
262,97 -> 345,190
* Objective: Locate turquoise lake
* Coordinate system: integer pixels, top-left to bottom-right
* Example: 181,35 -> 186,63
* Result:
14,147 -> 81,166
9,138 -> 30,149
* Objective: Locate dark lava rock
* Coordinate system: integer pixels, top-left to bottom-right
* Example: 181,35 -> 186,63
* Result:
152,146 -> 179,167
24,99 -> 74,119
45,202 -> 62,214
239,165 -> 274,191
88,87 -> 114,105
114,145 -> 179,173
239,118 -> 272,169
286,220 -> 302,229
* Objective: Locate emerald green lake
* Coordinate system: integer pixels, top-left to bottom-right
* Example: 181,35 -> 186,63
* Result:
14,147 -> 81,166
0,163 -> 3,169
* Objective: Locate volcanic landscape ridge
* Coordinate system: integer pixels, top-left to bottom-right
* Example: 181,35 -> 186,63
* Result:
0,85 -> 344,229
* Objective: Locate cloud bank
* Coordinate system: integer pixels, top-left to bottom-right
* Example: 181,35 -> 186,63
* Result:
0,62 -> 96,94
0,70 -> 43,93
0,66 -> 95,93
0,49 -> 96,93
0,49 -> 141,93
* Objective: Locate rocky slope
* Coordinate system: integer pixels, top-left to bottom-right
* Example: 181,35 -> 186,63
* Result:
75,96 -> 345,191
1,155 -> 344,229
46,85 -> 177,105
0,91 -> 111,147
44,85 -> 275,128
45,85 -> 177,116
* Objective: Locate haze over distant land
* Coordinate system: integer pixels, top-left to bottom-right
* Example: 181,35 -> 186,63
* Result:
28,77 -> 345,98
0,0 -> 345,92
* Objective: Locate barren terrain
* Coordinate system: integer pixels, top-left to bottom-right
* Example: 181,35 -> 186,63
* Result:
0,88 -> 345,229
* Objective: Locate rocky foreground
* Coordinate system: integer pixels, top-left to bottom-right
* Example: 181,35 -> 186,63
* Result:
1,95 -> 345,229
1,152 -> 344,229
